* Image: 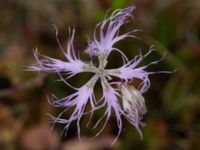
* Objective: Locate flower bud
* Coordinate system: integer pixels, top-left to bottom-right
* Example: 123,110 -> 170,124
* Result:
121,85 -> 147,136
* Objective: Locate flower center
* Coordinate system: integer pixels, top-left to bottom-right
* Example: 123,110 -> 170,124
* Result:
97,68 -> 106,76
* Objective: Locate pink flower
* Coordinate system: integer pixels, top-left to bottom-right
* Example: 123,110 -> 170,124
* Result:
27,5 -> 173,143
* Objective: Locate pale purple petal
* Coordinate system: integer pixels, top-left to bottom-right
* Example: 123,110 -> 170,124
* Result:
49,86 -> 94,138
26,28 -> 98,77
26,49 -> 85,76
106,48 -> 157,93
89,6 -> 138,56
49,75 -> 99,138
95,77 -> 122,144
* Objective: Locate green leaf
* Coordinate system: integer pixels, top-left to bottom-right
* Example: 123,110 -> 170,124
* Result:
111,0 -> 126,9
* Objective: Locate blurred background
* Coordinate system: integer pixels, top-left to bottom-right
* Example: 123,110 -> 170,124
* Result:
0,0 -> 200,150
